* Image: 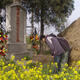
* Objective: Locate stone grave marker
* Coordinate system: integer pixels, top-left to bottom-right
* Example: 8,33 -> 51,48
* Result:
6,0 -> 32,59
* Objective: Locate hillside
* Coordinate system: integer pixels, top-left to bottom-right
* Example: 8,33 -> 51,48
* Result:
58,18 -> 80,65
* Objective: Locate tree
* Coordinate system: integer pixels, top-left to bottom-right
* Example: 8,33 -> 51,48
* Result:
0,0 -> 12,8
0,0 -> 12,23
23,0 -> 74,36
31,8 -> 34,34
23,0 -> 74,52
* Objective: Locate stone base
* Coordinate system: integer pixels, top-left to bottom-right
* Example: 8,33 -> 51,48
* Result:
7,43 -> 33,60
7,43 -> 27,53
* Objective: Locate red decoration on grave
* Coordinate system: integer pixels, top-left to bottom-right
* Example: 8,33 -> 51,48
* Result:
0,28 -> 8,56
16,7 -> 20,42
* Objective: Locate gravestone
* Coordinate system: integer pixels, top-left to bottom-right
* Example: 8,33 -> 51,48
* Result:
6,0 -> 32,59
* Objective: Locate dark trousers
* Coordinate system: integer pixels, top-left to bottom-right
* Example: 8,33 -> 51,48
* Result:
54,51 -> 69,72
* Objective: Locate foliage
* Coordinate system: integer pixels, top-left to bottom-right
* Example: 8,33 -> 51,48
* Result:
0,56 -> 80,80
23,0 -> 74,34
0,0 -> 13,24
0,0 -> 12,8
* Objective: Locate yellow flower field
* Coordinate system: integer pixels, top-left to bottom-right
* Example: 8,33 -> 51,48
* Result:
0,56 -> 80,80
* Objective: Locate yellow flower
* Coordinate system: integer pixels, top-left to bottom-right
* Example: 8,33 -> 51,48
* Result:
73,68 -> 76,71
47,65 -> 49,68
40,65 -> 43,68
11,55 -> 15,61
14,67 -> 16,70
74,71 -> 78,74
17,60 -> 19,63
20,73 -> 24,79
49,69 -> 52,73
26,60 -> 32,64
8,64 -> 11,66
77,61 -> 80,65
11,64 -> 14,67
75,75 -> 78,79
34,67 -> 37,70
24,57 -> 26,60
62,68 -> 67,71
39,75 -> 42,78
23,65 -> 26,69
2,62 -> 5,66
21,58 -> 24,61
18,70 -> 20,73
51,62 -> 53,65
55,62 -> 58,68
3,66 -> 7,70
69,67 -> 72,69
63,78 -> 67,80
41,78 -> 43,80
54,74 -> 59,78
39,62 -> 42,65
64,63 -> 68,67
65,73 -> 69,76
35,75 -> 38,78
60,72 -> 64,77
24,71 -> 27,74
47,75 -> 50,79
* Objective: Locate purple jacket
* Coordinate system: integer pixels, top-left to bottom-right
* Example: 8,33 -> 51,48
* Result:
49,33 -> 70,51
45,35 -> 65,56
57,37 -> 70,51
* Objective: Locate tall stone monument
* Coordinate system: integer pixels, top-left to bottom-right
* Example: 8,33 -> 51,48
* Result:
6,0 -> 29,58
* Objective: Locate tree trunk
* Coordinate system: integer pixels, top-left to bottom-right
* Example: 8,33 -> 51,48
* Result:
40,9 -> 44,53
0,9 -> 2,24
40,17 -> 44,36
31,8 -> 34,34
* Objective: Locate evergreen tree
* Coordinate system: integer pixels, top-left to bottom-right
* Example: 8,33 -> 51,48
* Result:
0,0 -> 13,23
23,0 -> 74,52
23,0 -> 74,36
